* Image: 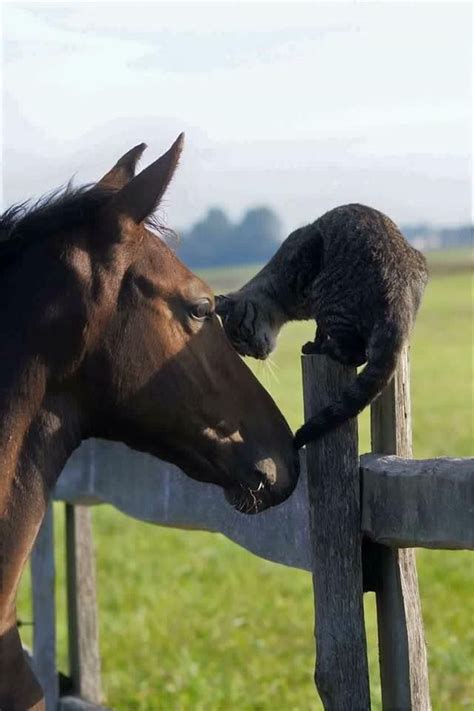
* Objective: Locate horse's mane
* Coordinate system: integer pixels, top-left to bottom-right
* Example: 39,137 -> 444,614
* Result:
0,183 -> 175,268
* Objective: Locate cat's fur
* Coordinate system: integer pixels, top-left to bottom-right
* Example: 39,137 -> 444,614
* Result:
216,204 -> 428,448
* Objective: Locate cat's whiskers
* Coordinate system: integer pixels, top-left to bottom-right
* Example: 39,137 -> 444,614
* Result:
265,356 -> 280,384
256,360 -> 271,389
267,355 -> 280,370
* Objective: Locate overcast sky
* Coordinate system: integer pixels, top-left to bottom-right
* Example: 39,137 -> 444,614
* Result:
1,1 -> 472,234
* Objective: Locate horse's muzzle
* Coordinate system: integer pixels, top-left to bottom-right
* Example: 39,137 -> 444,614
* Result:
224,449 -> 300,515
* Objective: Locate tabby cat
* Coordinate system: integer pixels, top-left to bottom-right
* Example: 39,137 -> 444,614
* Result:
216,204 -> 428,448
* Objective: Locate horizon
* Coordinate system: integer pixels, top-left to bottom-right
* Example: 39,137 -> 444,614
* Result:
1,2 -> 472,234
176,203 -> 473,237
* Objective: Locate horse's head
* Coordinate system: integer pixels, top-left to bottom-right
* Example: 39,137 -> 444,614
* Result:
74,136 -> 298,513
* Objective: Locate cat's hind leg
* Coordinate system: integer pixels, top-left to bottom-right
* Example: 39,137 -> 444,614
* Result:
302,323 -> 367,366
320,332 -> 367,367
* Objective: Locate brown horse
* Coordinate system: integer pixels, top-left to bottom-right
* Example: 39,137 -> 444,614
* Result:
0,135 -> 299,709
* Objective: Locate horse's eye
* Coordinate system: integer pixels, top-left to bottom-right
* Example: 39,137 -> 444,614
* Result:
190,298 -> 212,321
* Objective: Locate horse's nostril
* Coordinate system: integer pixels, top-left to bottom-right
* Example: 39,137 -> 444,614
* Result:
254,458 -> 277,486
249,470 -> 266,492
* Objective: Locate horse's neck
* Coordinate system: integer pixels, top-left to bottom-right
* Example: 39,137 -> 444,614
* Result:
0,386 -> 82,503
0,384 -> 82,632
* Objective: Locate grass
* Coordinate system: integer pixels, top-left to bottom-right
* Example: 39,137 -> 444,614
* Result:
18,253 -> 473,710
425,247 -> 473,276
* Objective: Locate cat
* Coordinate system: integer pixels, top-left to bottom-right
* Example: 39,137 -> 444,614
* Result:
216,203 -> 428,449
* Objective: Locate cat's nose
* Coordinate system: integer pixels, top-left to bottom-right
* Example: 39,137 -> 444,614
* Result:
255,341 -> 271,360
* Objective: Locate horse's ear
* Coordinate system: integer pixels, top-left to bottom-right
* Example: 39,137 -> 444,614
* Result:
109,133 -> 184,224
97,143 -> 147,190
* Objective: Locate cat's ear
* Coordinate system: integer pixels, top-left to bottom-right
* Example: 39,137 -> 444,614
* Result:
215,294 -> 231,318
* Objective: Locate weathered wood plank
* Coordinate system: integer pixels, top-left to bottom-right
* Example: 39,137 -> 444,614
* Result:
30,503 -> 59,711
302,354 -> 370,710
65,505 -> 102,705
58,695 -> 111,710
370,345 -> 431,711
55,440 -> 473,566
55,440 -> 313,573
361,454 -> 474,549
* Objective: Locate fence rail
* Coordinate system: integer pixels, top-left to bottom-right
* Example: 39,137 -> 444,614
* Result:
361,454 -> 474,550
29,348 -> 474,710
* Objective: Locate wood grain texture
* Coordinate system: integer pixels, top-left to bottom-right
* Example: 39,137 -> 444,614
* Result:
370,345 -> 431,711
31,503 -> 58,711
361,454 -> 474,549
302,354 -> 370,710
55,440 -> 314,573
53,441 -> 473,563
58,695 -> 112,710
65,505 -> 102,705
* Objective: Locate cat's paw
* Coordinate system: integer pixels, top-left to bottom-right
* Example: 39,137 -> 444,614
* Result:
301,340 -> 320,355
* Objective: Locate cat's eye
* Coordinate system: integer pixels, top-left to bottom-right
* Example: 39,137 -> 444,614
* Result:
190,298 -> 213,321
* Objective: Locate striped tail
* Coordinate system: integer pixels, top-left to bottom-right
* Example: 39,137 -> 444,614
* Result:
294,320 -> 404,449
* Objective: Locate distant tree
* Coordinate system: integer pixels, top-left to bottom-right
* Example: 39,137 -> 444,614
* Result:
178,205 -> 282,268
439,225 -> 472,250
179,208 -> 232,267
402,223 -> 473,251
233,207 -> 281,263
401,224 -> 430,241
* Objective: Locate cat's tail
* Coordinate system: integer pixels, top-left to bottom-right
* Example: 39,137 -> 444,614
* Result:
294,319 -> 405,449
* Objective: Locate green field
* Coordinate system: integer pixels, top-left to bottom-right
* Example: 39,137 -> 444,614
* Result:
19,255 -> 473,710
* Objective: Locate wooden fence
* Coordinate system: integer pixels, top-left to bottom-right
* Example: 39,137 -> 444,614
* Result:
28,348 -> 474,710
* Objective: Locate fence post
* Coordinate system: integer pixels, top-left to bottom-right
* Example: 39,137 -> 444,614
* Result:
302,354 -> 370,710
370,345 -> 431,710
31,503 -> 59,711
65,504 -> 102,705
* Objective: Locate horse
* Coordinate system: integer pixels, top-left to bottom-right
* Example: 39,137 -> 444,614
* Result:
0,134 -> 299,710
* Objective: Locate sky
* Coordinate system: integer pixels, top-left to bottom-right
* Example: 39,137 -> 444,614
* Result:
1,1 -> 472,235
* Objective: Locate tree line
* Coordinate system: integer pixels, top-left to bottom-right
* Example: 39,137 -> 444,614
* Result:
177,206 -> 472,268
177,206 -> 281,268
